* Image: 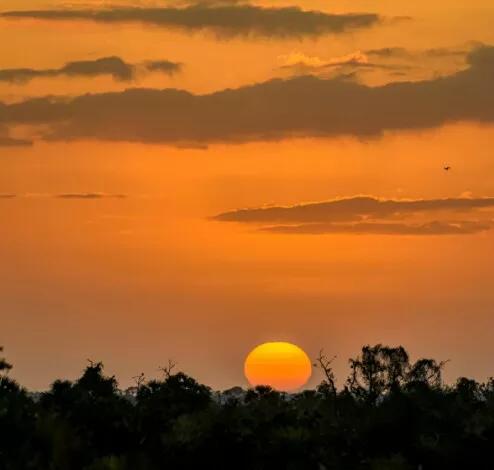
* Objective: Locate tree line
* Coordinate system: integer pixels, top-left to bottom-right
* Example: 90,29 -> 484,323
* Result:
1,344 -> 494,469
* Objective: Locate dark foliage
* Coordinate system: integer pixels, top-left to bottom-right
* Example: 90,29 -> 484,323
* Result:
1,344 -> 494,469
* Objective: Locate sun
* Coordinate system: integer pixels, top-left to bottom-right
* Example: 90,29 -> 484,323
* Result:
244,342 -> 312,392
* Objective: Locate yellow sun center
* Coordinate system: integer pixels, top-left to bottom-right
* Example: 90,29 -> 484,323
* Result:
244,342 -> 312,392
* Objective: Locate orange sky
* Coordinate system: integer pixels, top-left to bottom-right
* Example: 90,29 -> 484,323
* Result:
1,0 -> 494,391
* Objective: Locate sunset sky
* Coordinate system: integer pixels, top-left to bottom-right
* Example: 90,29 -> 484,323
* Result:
2,0 -> 494,391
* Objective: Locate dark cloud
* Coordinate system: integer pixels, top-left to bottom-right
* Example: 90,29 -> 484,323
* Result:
1,6 -> 380,39
145,60 -> 183,75
365,45 -> 477,60
55,193 -> 127,199
365,47 -> 411,58
0,56 -> 182,84
0,193 -> 126,199
0,57 -> 135,83
1,45 -> 494,145
261,221 -> 490,235
0,137 -> 32,147
278,51 -> 409,76
214,196 -> 494,223
173,0 -> 248,6
424,47 -> 469,58
214,195 -> 494,236
60,57 -> 136,81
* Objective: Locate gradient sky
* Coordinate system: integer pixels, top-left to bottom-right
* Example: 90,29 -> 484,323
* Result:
2,0 -> 494,391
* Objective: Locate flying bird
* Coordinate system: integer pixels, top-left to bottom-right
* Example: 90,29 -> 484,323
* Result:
444,165 -> 451,171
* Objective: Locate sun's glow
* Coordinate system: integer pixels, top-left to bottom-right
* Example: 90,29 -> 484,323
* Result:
244,342 -> 312,391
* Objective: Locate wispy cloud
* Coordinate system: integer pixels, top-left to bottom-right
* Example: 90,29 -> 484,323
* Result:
214,196 -> 494,236
277,50 -> 408,76
365,42 -> 483,60
0,193 -> 127,199
145,60 -> 183,75
365,47 -> 412,59
0,56 -> 182,84
1,45 -> 494,145
214,196 -> 494,223
55,193 -> 127,199
261,221 -> 491,236
1,5 -> 381,39
279,51 -> 371,69
0,137 -> 33,147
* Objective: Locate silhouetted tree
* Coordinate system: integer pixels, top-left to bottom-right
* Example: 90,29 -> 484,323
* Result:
3,344 -> 494,470
407,358 -> 446,389
314,349 -> 337,397
0,346 -> 12,374
0,347 -> 38,470
347,345 -> 410,403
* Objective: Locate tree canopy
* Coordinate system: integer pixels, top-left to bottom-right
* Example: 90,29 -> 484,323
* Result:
1,344 -> 493,469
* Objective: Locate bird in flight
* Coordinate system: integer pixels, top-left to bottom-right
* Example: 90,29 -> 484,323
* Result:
444,165 -> 451,171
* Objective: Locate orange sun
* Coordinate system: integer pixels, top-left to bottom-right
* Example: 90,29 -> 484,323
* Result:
244,342 -> 312,391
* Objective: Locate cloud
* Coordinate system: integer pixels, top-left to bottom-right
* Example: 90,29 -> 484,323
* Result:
279,51 -> 370,69
0,57 -> 134,83
214,196 -> 494,223
0,193 -> 127,199
365,47 -> 411,59
55,193 -> 127,199
1,45 -> 494,145
145,60 -> 183,75
365,44 -> 481,60
172,0 -> 248,6
424,47 -> 469,58
213,195 -> 494,236
261,221 -> 491,235
0,56 -> 182,84
1,6 -> 380,39
58,57 -> 136,81
0,137 -> 33,147
277,51 -> 408,75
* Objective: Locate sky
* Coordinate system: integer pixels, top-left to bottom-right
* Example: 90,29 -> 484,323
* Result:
1,0 -> 494,391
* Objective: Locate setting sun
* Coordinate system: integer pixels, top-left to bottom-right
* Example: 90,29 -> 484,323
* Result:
244,342 -> 312,391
